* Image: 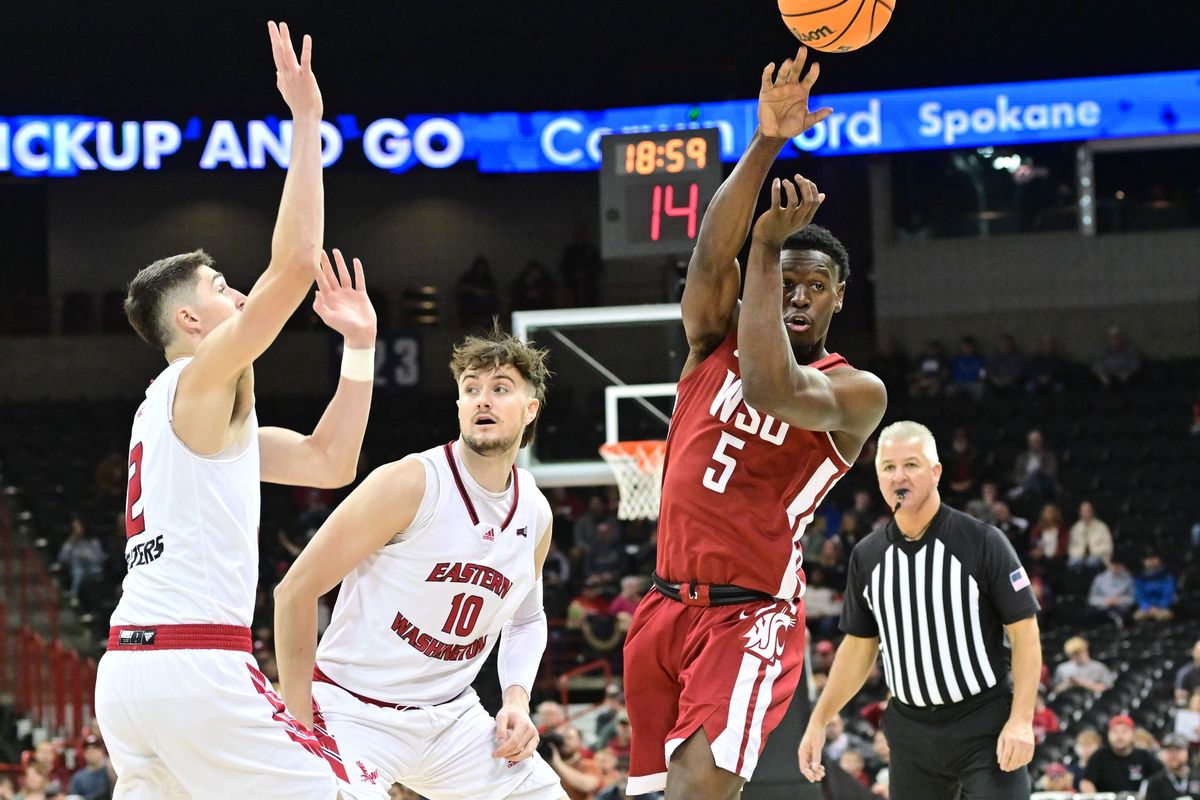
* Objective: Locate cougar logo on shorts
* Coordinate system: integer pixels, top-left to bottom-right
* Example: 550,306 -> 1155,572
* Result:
742,607 -> 795,662
357,760 -> 379,784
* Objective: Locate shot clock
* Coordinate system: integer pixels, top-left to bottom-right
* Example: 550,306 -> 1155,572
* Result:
599,128 -> 723,258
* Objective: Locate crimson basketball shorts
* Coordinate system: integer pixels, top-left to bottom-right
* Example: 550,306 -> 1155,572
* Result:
623,589 -> 807,795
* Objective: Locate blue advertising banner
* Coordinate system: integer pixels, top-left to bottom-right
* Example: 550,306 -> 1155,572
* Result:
2,70 -> 1197,177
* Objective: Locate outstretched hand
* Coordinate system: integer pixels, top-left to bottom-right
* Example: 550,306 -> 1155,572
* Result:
268,21 -> 322,120
314,249 -> 377,349
753,174 -> 825,248
759,46 -> 833,140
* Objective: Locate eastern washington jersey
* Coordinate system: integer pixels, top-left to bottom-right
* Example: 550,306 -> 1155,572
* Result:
111,358 -> 262,627
657,331 -> 851,600
316,441 -> 552,706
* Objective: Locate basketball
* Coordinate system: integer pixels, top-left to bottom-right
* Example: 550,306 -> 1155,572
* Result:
778,0 -> 894,53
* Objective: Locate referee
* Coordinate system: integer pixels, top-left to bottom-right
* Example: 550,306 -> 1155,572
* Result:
799,421 -> 1042,799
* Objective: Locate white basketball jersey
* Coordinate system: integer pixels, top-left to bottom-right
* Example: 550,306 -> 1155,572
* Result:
110,358 -> 261,627
316,441 -> 551,707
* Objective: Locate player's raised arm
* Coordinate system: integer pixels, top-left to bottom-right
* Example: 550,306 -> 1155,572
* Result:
260,249 -> 377,488
681,47 -> 831,371
739,176 -> 885,436
273,459 -> 426,729
176,22 -> 324,406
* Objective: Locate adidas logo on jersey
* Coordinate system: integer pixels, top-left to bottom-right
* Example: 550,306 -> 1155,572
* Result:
118,629 -> 157,646
483,528 -> 495,542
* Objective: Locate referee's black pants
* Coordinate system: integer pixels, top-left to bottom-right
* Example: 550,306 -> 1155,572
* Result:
881,687 -> 1031,800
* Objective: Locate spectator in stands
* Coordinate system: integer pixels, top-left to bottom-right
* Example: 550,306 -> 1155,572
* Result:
1080,714 -> 1161,794
867,729 -> 890,784
965,481 -> 1000,526
1093,326 -> 1142,389
1134,551 -> 1177,622
804,569 -> 843,643
1144,733 -> 1200,800
991,501 -> 1029,560
946,336 -> 986,400
815,538 -> 847,592
68,735 -> 114,800
1025,335 -> 1068,394
986,334 -> 1025,394
846,489 -> 878,537
572,495 -> 616,560
582,515 -> 625,586
28,743 -> 67,792
592,684 -> 626,746
560,224 -> 603,307
943,428 -> 980,503
1175,640 -> 1200,705
1068,500 -> 1113,570
510,260 -> 558,311
1175,690 -> 1200,745
1028,503 -> 1069,565
542,538 -> 572,618
93,449 -> 126,499
868,335 -> 909,401
823,714 -> 873,763
56,515 -> 106,596
16,763 -> 50,800
1053,636 -> 1115,693
456,255 -> 500,329
534,700 -> 568,734
908,340 -> 948,398
838,749 -> 870,788
601,711 -> 633,761
1087,556 -> 1135,626
608,575 -> 645,622
1010,429 -> 1059,501
1034,762 -> 1076,793
547,725 -> 601,800
1031,690 -> 1060,743
1069,728 -> 1103,787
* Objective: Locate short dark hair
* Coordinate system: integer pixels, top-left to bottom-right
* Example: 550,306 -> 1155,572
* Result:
449,321 -> 551,448
782,224 -> 850,284
124,250 -> 212,350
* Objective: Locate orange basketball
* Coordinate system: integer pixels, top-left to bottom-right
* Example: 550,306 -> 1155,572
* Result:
778,0 -> 894,53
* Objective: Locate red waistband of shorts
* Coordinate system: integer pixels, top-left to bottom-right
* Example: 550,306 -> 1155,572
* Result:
312,665 -> 422,711
107,624 -> 252,652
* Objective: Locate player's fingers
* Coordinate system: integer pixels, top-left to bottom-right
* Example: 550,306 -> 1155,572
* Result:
800,60 -> 821,90
267,22 -> 284,71
352,258 -> 366,292
280,22 -> 299,71
332,248 -> 352,287
783,179 -> 799,210
300,33 -> 313,71
777,58 -> 794,86
794,175 -> 812,207
761,63 -> 775,91
806,107 -> 834,128
793,46 -> 808,83
317,251 -> 336,293
769,177 -> 781,208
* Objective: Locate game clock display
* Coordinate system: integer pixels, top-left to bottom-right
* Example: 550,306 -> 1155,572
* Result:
599,129 -> 723,258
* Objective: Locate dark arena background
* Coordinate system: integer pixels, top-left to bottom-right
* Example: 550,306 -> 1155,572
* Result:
2,2 -> 1200,798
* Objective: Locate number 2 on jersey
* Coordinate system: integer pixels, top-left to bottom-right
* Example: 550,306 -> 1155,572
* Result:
442,593 -> 484,637
126,442 -> 146,538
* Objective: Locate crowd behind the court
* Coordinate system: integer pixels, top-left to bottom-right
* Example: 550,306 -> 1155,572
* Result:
13,325 -> 1200,799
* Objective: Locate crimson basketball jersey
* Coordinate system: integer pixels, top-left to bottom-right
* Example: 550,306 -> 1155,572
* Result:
111,358 -> 262,627
316,441 -> 552,707
657,331 -> 852,600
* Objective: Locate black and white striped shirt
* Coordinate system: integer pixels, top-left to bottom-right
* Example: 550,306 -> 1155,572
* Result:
839,505 -> 1039,710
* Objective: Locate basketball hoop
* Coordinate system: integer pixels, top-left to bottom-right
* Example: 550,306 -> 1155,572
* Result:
599,440 -> 666,521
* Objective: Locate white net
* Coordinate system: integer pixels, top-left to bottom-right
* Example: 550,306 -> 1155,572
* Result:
599,440 -> 666,521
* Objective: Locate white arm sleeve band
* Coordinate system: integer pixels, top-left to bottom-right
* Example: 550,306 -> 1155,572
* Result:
498,579 -> 547,698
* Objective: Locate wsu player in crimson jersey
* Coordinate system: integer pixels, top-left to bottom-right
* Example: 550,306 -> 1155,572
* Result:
623,48 -> 886,800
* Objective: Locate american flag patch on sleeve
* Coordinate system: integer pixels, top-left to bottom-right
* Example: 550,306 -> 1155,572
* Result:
1009,567 -> 1031,592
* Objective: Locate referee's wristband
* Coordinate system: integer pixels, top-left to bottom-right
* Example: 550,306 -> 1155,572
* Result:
340,346 -> 376,382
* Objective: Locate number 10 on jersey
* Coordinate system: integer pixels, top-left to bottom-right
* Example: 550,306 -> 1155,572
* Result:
441,593 -> 484,637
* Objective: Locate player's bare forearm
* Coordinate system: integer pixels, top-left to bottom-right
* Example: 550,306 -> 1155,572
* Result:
272,586 -> 319,730
259,374 -> 373,487
270,115 -> 324,276
691,130 -> 787,271
806,635 -> 878,731
1006,616 -> 1041,724
739,238 -> 807,408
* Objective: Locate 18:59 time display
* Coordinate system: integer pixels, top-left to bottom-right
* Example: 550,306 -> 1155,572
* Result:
619,136 -> 709,176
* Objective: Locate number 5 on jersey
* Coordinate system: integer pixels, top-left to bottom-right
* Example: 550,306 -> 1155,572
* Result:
702,431 -> 745,494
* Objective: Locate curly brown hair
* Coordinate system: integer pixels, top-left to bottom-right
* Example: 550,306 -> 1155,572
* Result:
449,322 -> 550,448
